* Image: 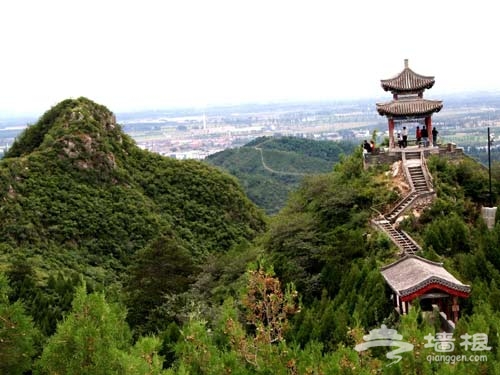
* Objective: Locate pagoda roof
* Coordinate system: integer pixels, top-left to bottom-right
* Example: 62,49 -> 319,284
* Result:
376,98 -> 443,118
381,59 -> 435,93
381,255 -> 470,301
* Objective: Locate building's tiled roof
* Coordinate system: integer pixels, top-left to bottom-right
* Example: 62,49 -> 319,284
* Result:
381,60 -> 435,93
381,255 -> 471,298
376,98 -> 443,117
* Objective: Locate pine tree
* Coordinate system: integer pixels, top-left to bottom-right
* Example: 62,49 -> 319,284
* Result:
37,284 -> 166,374
0,273 -> 37,375
125,233 -> 198,334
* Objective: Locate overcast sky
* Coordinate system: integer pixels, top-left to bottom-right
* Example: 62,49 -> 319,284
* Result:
1,0 -> 500,115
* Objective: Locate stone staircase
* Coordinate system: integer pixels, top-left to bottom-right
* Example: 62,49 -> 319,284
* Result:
404,151 -> 422,160
404,151 -> 430,192
372,150 -> 434,256
373,218 -> 420,254
385,191 -> 419,223
408,165 -> 428,192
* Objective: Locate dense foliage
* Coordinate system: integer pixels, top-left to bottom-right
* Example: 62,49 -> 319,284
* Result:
206,136 -> 356,214
2,97 -> 500,373
0,97 -> 265,336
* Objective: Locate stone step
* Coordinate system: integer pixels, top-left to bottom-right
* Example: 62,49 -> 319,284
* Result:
408,164 -> 428,192
375,220 -> 420,254
371,154 -> 432,256
405,152 -> 422,159
385,193 -> 420,222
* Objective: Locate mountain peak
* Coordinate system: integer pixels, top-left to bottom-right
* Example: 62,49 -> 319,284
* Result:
5,97 -> 130,172
0,97 -> 266,274
6,97 -> 122,156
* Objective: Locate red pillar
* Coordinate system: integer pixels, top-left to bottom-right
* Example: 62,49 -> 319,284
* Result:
389,118 -> 395,148
452,296 -> 459,323
436,298 -> 442,312
425,117 -> 433,144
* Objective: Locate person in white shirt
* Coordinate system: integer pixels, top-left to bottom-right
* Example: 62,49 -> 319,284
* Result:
397,131 -> 403,148
402,126 -> 408,148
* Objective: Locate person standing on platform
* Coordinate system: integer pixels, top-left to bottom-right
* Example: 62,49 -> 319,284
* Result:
397,131 -> 403,148
432,127 -> 439,146
421,125 -> 429,147
402,126 -> 408,148
416,126 -> 422,146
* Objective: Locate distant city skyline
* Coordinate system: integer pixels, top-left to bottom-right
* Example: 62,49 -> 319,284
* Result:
2,0 -> 500,116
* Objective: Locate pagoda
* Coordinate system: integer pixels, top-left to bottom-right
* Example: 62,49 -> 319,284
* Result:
376,59 -> 443,148
381,255 -> 470,324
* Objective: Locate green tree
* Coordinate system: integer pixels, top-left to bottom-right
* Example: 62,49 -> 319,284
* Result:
423,212 -> 471,255
169,266 -> 300,374
37,284 -> 166,375
120,336 -> 167,375
0,273 -> 37,375
125,233 -> 198,334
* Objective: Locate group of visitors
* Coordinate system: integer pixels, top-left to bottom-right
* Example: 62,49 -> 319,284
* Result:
364,125 -> 440,154
396,126 -> 409,148
363,139 -> 375,153
397,125 -> 439,148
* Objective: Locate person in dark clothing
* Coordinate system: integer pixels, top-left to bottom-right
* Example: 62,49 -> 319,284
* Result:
363,140 -> 372,153
432,127 -> 439,146
397,131 -> 403,148
421,125 -> 429,147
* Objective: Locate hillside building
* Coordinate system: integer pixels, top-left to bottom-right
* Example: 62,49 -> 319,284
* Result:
376,59 -> 443,148
381,255 -> 470,325
371,61 -> 471,330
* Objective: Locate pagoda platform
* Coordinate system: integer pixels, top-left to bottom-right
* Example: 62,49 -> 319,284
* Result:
364,143 -> 463,168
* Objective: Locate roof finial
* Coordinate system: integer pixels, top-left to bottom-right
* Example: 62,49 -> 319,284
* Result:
404,59 -> 409,69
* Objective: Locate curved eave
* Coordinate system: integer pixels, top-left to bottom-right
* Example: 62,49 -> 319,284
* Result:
381,67 -> 435,93
380,255 -> 470,302
376,99 -> 443,118
381,274 -> 471,301
399,280 -> 471,302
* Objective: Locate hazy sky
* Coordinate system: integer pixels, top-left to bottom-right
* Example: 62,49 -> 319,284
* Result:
1,0 -> 500,115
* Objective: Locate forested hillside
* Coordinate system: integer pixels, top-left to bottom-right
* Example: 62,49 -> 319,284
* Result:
206,136 -> 356,214
0,98 -> 266,350
2,98 -> 500,374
